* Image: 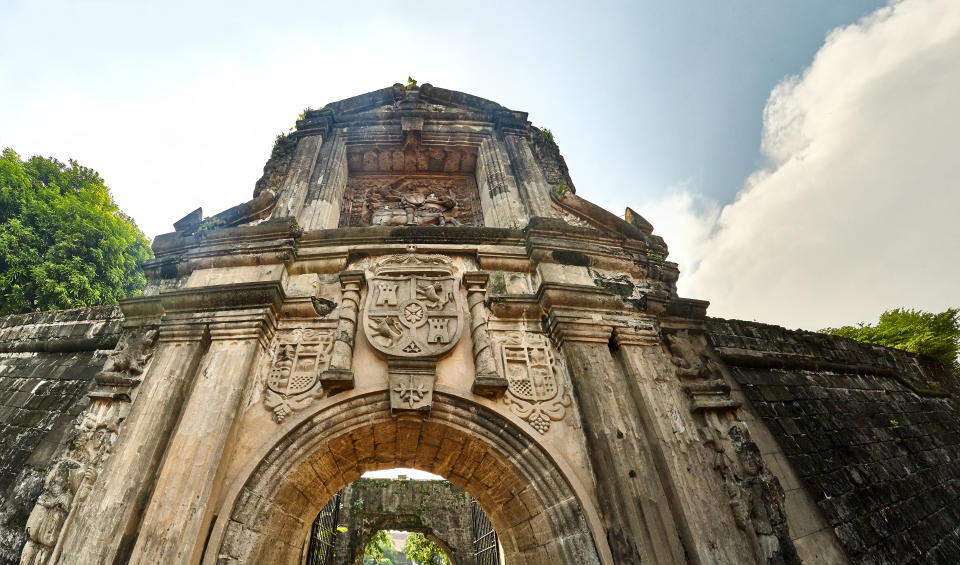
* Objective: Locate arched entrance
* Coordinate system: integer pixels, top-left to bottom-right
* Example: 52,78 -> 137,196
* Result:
209,392 -> 603,564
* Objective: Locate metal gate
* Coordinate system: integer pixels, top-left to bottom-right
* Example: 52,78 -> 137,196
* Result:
471,499 -> 500,565
307,492 -> 342,565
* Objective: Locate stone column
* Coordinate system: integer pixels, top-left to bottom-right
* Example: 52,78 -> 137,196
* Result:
613,325 -> 788,564
475,137 -> 529,228
551,317 -> 685,565
320,270 -> 364,390
300,135 -> 348,230
56,320 -> 209,564
463,272 -> 507,395
270,133 -> 325,221
129,310 -> 274,565
503,134 -> 553,218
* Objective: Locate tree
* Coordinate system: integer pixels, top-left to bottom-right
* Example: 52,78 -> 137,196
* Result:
820,308 -> 959,373
363,530 -> 404,564
0,148 -> 152,315
403,532 -> 449,565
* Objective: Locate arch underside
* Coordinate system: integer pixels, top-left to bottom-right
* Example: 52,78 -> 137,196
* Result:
217,392 -> 602,564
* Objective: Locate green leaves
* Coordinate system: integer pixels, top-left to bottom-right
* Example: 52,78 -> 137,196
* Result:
403,532 -> 449,565
0,148 -> 153,315
820,307 -> 960,373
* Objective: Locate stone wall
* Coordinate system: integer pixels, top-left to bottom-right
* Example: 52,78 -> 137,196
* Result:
332,478 -> 475,565
0,307 -> 122,564
707,318 -> 960,563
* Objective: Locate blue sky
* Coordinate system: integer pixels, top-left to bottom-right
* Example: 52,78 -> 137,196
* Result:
1,0 -> 884,218
2,0 -> 957,330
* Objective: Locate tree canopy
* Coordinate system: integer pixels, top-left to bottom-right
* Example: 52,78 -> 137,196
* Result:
0,148 -> 152,315
362,530 -> 450,565
402,533 -> 449,565
820,307 -> 959,373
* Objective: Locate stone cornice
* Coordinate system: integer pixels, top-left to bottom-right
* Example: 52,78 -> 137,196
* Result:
158,280 -> 285,315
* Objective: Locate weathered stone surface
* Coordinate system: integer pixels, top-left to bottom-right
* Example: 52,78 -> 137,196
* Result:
0,307 -> 122,564
330,478 -> 475,565
8,83 -> 959,565
707,318 -> 960,563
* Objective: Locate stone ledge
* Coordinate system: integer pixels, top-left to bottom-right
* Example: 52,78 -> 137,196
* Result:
0,306 -> 123,353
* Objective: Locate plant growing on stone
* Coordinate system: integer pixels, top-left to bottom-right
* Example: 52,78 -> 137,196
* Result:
820,307 -> 959,373
403,532 -> 449,564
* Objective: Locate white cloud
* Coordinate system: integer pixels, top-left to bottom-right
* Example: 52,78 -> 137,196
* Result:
651,0 -> 960,330
637,189 -> 719,297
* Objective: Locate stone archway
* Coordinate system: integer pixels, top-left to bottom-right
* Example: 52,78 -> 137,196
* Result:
326,478 -> 475,565
211,392 -> 602,565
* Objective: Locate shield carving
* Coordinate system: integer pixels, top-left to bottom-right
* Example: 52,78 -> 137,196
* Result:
364,260 -> 464,358
499,331 -> 571,433
263,328 -> 334,422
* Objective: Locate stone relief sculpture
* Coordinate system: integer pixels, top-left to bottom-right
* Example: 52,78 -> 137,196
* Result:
362,254 -> 464,413
93,328 -> 160,388
665,329 -> 740,413
497,330 -> 571,433
263,328 -> 335,423
22,327 -> 159,565
363,256 -> 463,359
665,329 -> 797,563
339,175 -> 482,227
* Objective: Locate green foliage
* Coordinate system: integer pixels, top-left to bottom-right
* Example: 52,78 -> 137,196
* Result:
363,530 -> 406,564
403,532 -> 449,565
270,128 -> 297,159
195,216 -> 226,233
540,128 -> 555,145
406,76 -> 418,90
0,148 -> 153,315
820,307 -> 960,372
555,184 -> 570,197
365,530 -> 391,561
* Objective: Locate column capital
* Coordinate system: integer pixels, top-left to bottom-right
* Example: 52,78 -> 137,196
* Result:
612,323 -> 661,347
462,271 -> 491,289
546,310 -> 615,347
339,270 -> 366,289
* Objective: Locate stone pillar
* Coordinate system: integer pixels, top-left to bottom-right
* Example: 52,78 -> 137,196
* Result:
320,270 -> 364,390
300,135 -> 348,230
550,317 -> 685,565
56,320 -> 209,564
463,272 -> 507,395
270,133 -> 324,221
614,324 -> 792,564
502,134 -> 553,218
129,310 -> 274,565
475,137 -> 529,229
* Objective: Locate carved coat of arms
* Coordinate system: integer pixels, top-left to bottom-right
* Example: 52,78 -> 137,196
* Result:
499,331 -> 571,433
363,256 -> 464,359
263,328 -> 334,422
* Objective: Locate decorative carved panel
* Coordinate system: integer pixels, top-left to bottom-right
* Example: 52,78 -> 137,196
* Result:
263,328 -> 335,422
339,174 -> 482,227
495,330 -> 571,433
362,255 -> 464,360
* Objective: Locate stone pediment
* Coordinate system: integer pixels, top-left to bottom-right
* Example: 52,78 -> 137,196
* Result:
307,83 -> 523,123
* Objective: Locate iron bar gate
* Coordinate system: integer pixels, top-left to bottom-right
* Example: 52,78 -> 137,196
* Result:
307,491 -> 342,565
471,499 -> 500,565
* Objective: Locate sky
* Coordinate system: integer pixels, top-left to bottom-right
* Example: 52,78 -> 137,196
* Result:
1,0 -> 956,331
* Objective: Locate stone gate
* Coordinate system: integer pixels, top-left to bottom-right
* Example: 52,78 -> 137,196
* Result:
312,478 -> 479,565
3,82 -> 960,565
